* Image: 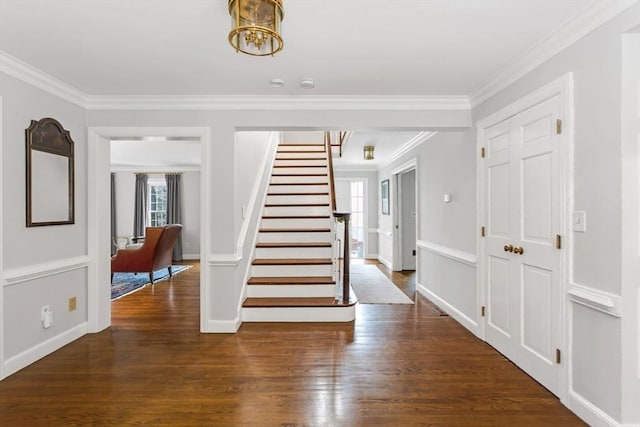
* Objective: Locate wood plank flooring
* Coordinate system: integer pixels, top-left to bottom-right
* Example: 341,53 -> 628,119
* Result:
0,261 -> 586,426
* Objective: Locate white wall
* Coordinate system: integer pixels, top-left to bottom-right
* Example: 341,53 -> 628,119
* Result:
86,108 -> 470,332
112,171 -> 201,258
469,7 -> 640,424
377,131 -> 477,326
1,72 -> 88,378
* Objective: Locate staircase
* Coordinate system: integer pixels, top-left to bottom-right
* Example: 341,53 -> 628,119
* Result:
242,141 -> 356,322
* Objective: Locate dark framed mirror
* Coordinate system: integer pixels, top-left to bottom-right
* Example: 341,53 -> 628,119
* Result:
26,118 -> 75,227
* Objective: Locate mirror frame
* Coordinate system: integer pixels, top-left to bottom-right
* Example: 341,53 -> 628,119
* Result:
26,117 -> 75,227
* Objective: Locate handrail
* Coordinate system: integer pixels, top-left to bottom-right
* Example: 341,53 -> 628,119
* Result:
325,131 -> 351,304
325,131 -> 337,212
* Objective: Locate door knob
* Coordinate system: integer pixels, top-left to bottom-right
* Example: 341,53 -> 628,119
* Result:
504,244 -> 514,252
513,246 -> 524,255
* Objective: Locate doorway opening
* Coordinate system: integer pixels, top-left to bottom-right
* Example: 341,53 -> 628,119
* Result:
335,178 -> 367,259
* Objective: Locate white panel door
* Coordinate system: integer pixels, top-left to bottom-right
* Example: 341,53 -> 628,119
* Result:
482,95 -> 562,396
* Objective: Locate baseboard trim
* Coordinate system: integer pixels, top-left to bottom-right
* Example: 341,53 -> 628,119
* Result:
181,253 -> 201,261
569,390 -> 624,427
2,322 -> 87,379
378,255 -> 392,270
417,283 -> 480,337
204,318 -> 242,333
4,256 -> 90,286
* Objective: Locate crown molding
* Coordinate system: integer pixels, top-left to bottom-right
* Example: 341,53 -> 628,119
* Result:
379,131 -> 438,170
0,50 -> 87,107
470,0 -> 640,108
84,95 -> 471,111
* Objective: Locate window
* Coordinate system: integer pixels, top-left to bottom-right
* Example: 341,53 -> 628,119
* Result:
148,182 -> 167,227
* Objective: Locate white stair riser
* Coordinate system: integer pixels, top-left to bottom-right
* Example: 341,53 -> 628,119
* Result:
272,167 -> 328,175
268,185 -> 329,194
252,264 -> 333,277
270,175 -> 328,184
261,218 -> 331,229
267,194 -> 329,205
258,231 -> 331,243
264,206 -> 331,216
278,145 -> 324,152
255,246 -> 332,259
276,152 -> 327,159
274,159 -> 326,167
242,306 -> 356,322
247,284 -> 336,298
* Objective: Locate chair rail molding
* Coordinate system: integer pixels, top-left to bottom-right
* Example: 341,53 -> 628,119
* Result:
3,256 -> 90,286
416,240 -> 477,266
568,282 -> 622,318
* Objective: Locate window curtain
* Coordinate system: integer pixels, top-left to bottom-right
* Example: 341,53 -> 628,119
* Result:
166,173 -> 183,261
133,173 -> 148,239
110,173 -> 117,255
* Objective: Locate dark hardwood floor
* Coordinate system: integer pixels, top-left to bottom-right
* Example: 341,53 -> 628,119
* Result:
0,260 -> 585,426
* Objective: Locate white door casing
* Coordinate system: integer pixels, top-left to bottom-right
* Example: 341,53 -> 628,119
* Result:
479,75 -> 572,399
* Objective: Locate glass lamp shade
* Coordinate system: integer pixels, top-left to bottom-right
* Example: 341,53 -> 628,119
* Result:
364,145 -> 375,160
228,0 -> 284,56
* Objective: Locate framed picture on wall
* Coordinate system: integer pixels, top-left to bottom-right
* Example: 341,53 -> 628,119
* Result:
381,179 -> 390,215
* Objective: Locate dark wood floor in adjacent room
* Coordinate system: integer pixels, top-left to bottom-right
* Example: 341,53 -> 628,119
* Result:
0,261 -> 585,426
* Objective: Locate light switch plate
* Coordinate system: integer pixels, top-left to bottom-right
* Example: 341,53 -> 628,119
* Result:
573,211 -> 586,232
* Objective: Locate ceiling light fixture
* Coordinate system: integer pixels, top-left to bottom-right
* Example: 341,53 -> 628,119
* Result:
300,78 -> 315,89
364,145 -> 375,160
228,0 -> 284,57
270,78 -> 284,88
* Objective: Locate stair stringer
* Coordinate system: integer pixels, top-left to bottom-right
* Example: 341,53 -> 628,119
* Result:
235,133 -> 281,321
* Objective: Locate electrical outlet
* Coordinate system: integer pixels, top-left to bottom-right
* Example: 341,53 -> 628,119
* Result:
41,305 -> 53,328
68,297 -> 77,312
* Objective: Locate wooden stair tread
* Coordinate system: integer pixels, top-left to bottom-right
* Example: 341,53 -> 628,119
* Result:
267,192 -> 329,196
248,276 -> 335,285
276,150 -> 325,153
262,215 -> 330,219
265,203 -> 330,207
273,165 -> 327,168
269,182 -> 327,186
278,143 -> 324,146
271,173 -> 328,177
256,242 -> 332,248
243,297 -> 355,308
275,157 -> 326,160
252,258 -> 332,265
259,228 -> 331,232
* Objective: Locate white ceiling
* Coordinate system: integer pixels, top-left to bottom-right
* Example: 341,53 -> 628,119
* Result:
0,0 -> 592,97
1,0 -> 599,168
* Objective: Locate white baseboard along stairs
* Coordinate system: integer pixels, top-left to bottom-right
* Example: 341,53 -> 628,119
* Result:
242,141 -> 356,322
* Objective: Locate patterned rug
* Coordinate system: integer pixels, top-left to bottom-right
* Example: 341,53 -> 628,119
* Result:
111,265 -> 191,300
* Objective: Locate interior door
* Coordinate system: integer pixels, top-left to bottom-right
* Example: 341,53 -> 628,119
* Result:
400,169 -> 417,270
483,95 -> 562,395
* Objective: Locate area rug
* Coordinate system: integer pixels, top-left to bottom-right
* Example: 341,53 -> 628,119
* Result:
111,265 -> 191,300
349,264 -> 414,304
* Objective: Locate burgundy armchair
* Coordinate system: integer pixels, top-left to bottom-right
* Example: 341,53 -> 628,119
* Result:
111,224 -> 182,283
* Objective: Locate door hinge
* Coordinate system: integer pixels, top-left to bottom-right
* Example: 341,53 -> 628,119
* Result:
481,147 -> 486,158
555,234 -> 562,249
481,306 -> 486,317
556,119 -> 562,135
556,348 -> 561,364
412,249 -> 416,256
481,226 -> 485,237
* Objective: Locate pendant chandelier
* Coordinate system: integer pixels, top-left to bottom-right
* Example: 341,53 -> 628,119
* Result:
228,0 -> 284,56
364,145 -> 375,160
